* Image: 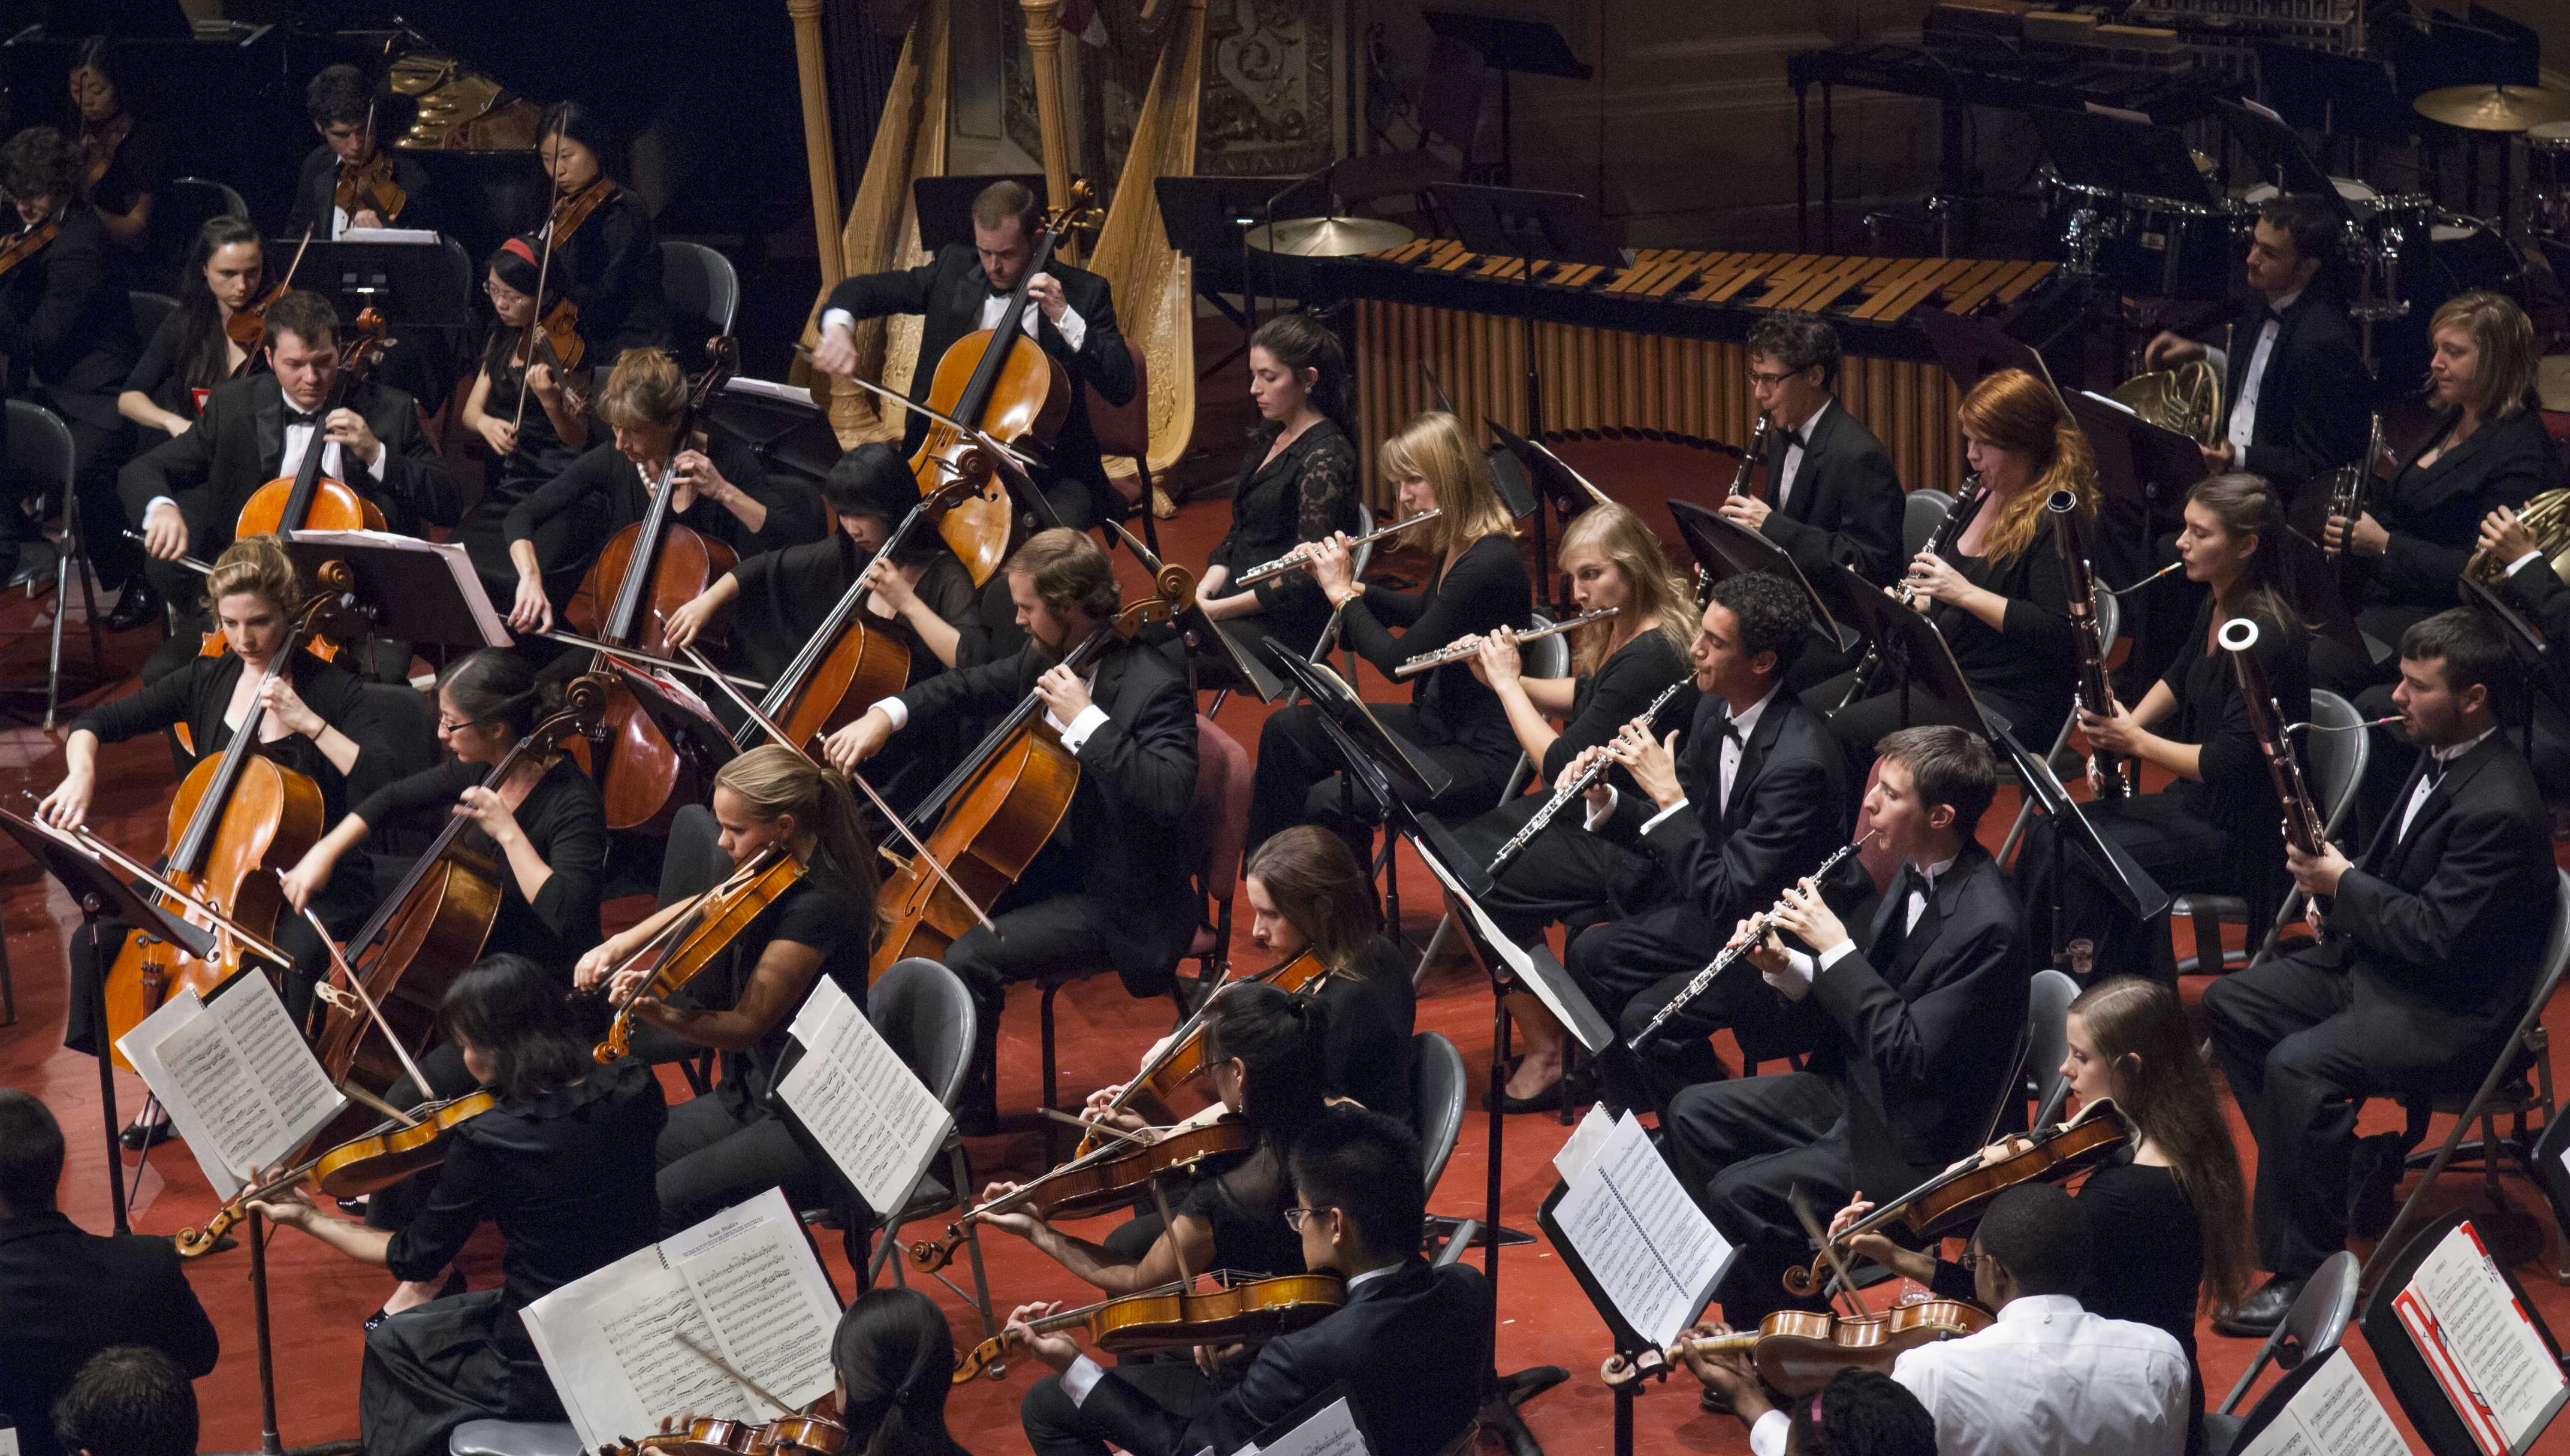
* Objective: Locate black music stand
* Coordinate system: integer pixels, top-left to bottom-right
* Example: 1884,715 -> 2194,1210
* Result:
269,238 -> 475,329
707,380 -> 845,500
1988,712 -> 2170,968
1536,1177 -> 1736,1456
1916,304 -> 2055,398
1827,565 -> 1985,733
2357,1212 -> 2569,1456
2209,100 -> 2345,216
1154,175 -> 1295,342
1419,11 -> 1593,188
1488,417 -> 1605,522
1268,644 -> 1462,935
2462,576 -> 2570,762
912,174 -> 1049,255
2255,43 -> 2412,150
2067,390 -> 2201,540
1669,499 -> 1856,655
280,535 -> 511,651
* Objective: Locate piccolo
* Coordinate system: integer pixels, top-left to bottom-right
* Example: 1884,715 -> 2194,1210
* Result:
1625,830 -> 1881,1050
1233,509 -> 1442,587
1487,679 -> 1688,875
1395,608 -> 1617,678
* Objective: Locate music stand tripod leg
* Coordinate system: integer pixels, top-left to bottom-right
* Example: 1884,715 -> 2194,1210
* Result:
83,897 -> 131,1235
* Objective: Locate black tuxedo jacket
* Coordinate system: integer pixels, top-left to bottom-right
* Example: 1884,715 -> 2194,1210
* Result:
826,244 -> 1135,517
1079,1258 -> 1493,1456
897,633 -> 1196,993
1760,400 -> 1905,605
0,206 -> 137,419
1792,844 -> 2031,1197
2502,552 -> 2570,645
0,1212 -> 221,1456
1597,688 -> 1853,934
2222,291 -> 2369,494
285,143 -> 438,239
2319,733 -> 2553,1057
2364,405 -> 2563,613
118,370 -> 456,558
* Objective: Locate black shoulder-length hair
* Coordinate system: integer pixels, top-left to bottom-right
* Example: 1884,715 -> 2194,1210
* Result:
437,954 -> 590,1102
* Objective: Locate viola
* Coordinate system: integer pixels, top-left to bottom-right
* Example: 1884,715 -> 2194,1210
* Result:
303,676 -> 613,1153
1781,1101 -> 2129,1297
1602,1298 -> 1992,1396
102,599 -> 332,1071
0,217 -> 59,280
229,307 -> 394,543
548,176 -> 614,251
909,1117 -> 1254,1276
952,1271 -> 1343,1384
592,845 -> 809,1064
565,337 -> 740,833
334,152 -> 408,225
225,225 -> 315,358
1073,950 -> 1329,1157
171,1089 -> 497,1259
868,559 -> 1194,980
599,1410 -> 845,1456
895,180 -> 1103,587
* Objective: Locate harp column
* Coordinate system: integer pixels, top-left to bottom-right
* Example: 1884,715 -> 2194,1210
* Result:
786,0 -> 846,287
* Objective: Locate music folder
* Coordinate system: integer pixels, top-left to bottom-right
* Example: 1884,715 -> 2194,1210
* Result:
2363,1213 -> 2567,1456
1666,499 -> 1854,653
283,530 -> 512,649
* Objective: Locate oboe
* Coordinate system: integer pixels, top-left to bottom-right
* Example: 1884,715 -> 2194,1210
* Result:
1729,416 -> 1772,498
2047,488 -> 2125,799
1394,608 -> 1617,679
2221,616 -> 2336,938
1625,830 -> 1881,1050
1233,509 -> 1443,586
1838,473 -> 1986,710
1486,679 -> 1689,875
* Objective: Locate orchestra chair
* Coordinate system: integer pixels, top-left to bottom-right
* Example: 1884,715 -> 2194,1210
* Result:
0,400 -> 101,731
164,177 -> 248,248
2201,1250 -> 2358,1456
856,956 -> 999,1339
1034,714 -> 1250,1153
450,1421 -> 580,1456
1086,337 -> 1159,555
1996,589 -> 2117,868
1414,1029 -> 1482,1255
1902,487 -> 1955,559
2025,968 -> 2079,1128
130,290 -> 177,349
2361,867 -> 2570,1286
659,240 -> 740,339
2171,689 -> 2369,975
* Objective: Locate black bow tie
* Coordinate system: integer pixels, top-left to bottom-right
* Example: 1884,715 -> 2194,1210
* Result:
284,408 -> 324,428
2426,756 -> 2449,786
1715,717 -> 1746,747
2266,304 -> 2290,324
1775,427 -> 1806,452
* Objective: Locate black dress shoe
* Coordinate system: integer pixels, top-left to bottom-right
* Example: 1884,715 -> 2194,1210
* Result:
103,580 -> 163,633
7,543 -> 55,592
1483,1076 -> 1567,1115
119,1116 -> 177,1151
2213,1275 -> 2306,1337
1698,1384 -> 1734,1415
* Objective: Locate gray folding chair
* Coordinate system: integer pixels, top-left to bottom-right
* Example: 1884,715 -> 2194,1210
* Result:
862,957 -> 999,1340
1410,1031 -> 1467,1192
130,290 -> 178,348
2173,689 -> 2370,973
451,1422 -> 583,1456
1997,590 -> 2118,868
0,400 -> 102,730
1902,488 -> 1954,559
2025,968 -> 2080,1126
660,239 -> 740,336
2203,1251 -> 2358,1456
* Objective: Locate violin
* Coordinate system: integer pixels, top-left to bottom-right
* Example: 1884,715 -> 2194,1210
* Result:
952,1271 -> 1343,1384
303,675 -> 613,1153
226,225 -> 313,357
565,337 -> 740,834
334,152 -> 408,226
909,1117 -> 1254,1276
894,180 -> 1103,587
101,598 -> 332,1071
1781,1101 -> 2129,1297
598,1410 -> 845,1456
547,176 -> 614,251
1073,950 -> 1330,1157
171,1090 -> 497,1259
1601,1298 -> 1992,1396
0,216 -> 59,280
229,307 -> 394,544
515,299 -> 589,413
592,845 -> 808,1064
868,558 -> 1194,979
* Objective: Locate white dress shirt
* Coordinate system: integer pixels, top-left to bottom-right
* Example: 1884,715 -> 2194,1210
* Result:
1750,1294 -> 2188,1456
870,664 -> 1108,755
1764,850 -> 1957,998
2396,727 -> 2495,844
1584,682 -> 1780,835
821,287 -> 1087,354
2222,286 -> 2303,452
1775,397 -> 1830,513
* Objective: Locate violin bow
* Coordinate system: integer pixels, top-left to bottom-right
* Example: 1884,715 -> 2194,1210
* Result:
1789,1185 -> 1872,1318
599,853 -> 774,1022
786,350 -> 1040,472
662,631 -> 999,937
300,905 -> 433,1116
59,820 -> 294,971
671,1332 -> 797,1419
514,106 -> 573,432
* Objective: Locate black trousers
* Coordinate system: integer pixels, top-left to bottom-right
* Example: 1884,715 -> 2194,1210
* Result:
2016,793 -> 2231,983
59,400 -> 143,589
2200,953 -> 2479,1279
654,1088 -> 847,1237
942,887 -> 1158,1121
1021,1360 -> 1221,1456
63,872 -> 370,1059
1246,700 -> 1517,855
1565,904 -> 1807,1101
1444,792 -> 1664,945
1664,1069 -> 1859,1326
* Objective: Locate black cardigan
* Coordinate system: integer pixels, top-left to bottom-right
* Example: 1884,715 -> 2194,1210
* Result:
503,435 -> 820,583
1336,533 -> 1532,754
1931,512 -> 2078,739
71,650 -> 382,826
354,757 -> 607,974
1206,420 -> 1362,646
2360,403 -> 2563,614
1539,629 -> 1700,789
539,185 -> 670,362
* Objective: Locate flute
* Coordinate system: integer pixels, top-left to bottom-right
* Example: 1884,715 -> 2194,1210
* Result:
1394,608 -> 1617,679
1233,509 -> 1442,587
1625,830 -> 1881,1051
1487,679 -> 1688,875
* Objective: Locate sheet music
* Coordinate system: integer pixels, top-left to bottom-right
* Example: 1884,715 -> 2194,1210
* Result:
1238,1396 -> 1369,1456
1551,1110 -> 1732,1348
773,975 -> 952,1216
2390,1222 -> 2566,1456
1411,836 -> 1609,1053
521,1188 -> 840,1450
114,973 -> 347,1199
2236,1348 -> 2414,1456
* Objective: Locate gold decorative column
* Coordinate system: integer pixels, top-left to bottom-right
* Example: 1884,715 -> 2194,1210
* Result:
786,0 -> 846,288
1019,0 -> 1078,265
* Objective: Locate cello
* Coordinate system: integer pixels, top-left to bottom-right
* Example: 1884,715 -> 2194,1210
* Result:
228,307 -> 396,542
892,181 -> 1103,587
100,596 -> 333,1069
867,557 -> 1194,979
565,337 -> 741,832
303,673 -> 613,1149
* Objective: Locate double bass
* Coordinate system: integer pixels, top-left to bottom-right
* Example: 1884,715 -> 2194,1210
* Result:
101,597 -> 333,1068
565,337 -> 741,832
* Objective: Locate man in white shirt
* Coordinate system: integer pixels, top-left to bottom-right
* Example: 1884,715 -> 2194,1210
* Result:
1689,1183 -> 2189,1456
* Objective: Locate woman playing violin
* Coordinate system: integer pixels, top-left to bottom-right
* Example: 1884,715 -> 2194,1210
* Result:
573,747 -> 880,1234
833,1289 -> 975,1456
458,235 -> 593,607
503,348 -> 818,635
66,38 -> 167,259
530,101 -> 669,365
246,953 -> 665,1456
989,981 -> 1331,1295
119,218 -> 262,440
44,536 -> 387,1141
1825,975 -> 2249,1428
1195,312 -> 1361,653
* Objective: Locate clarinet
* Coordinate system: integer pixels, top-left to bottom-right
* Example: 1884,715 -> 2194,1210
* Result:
1729,416 -> 1772,498
2220,617 -> 2335,939
1837,473 -> 1987,711
1624,831 -> 1880,1051
1485,680 -> 1689,875
2047,489 -> 2125,799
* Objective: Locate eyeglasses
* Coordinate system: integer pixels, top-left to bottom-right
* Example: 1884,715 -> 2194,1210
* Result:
1958,1248 -> 1985,1271
1747,369 -> 1801,389
1282,1206 -> 1334,1232
436,715 -> 492,735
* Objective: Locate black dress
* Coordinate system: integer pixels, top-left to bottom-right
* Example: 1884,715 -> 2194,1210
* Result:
1179,1137 -> 1308,1278
2019,601 -> 2308,981
544,185 -> 671,363
85,116 -> 168,265
502,435 -> 821,608
1205,420 -> 1362,651
1247,533 -> 1533,848
457,353 -> 587,605
360,1058 -> 666,1456
354,757 -> 608,975
1316,937 -> 1419,1123
1446,630 -> 1702,943
125,306 -> 235,432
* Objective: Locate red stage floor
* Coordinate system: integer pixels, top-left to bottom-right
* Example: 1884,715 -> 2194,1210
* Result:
4,431 -> 2568,1455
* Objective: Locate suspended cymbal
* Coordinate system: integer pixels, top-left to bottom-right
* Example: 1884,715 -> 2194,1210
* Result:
2412,84 -> 2570,132
1245,215 -> 1415,257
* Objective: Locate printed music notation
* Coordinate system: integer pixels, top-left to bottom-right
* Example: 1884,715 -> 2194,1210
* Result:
774,974 -> 951,1218
117,970 -> 346,1200
2389,1222 -> 2567,1456
2234,1348 -> 2412,1456
1551,1109 -> 1734,1349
